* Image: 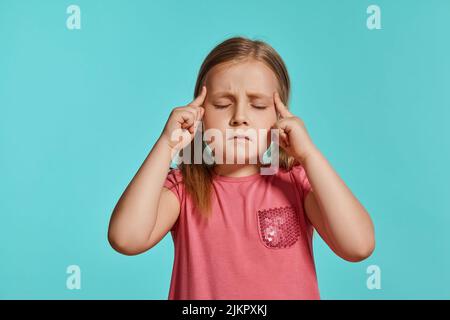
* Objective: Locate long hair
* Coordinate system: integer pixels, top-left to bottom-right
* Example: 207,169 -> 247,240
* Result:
177,36 -> 299,218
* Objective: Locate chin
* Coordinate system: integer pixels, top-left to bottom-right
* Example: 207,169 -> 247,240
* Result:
222,152 -> 261,164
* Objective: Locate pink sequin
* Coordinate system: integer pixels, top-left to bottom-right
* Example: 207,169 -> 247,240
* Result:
257,205 -> 301,249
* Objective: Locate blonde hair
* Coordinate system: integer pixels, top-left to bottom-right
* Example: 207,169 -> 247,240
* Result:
177,36 -> 299,218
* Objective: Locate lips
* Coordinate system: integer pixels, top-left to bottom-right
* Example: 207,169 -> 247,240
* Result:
229,135 -> 251,141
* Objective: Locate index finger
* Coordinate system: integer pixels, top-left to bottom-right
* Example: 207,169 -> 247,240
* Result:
189,85 -> 207,107
274,91 -> 292,119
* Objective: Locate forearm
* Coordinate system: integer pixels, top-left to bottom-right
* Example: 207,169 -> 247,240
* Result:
108,136 -> 174,247
302,147 -> 375,257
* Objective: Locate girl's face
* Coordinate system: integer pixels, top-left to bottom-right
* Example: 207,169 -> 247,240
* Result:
202,59 -> 279,164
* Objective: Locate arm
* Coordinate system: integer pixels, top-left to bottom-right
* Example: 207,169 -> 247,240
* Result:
107,136 -> 178,255
272,91 -> 375,262
302,147 -> 375,262
108,86 -> 207,255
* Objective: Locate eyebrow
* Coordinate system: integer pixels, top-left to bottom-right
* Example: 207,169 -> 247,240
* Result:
212,91 -> 273,100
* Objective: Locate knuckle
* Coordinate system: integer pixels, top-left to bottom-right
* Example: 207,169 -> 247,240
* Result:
172,106 -> 184,113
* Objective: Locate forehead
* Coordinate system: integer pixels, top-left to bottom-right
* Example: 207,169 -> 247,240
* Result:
205,60 -> 279,98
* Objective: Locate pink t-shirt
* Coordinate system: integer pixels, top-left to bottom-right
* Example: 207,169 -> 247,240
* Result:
163,164 -> 320,300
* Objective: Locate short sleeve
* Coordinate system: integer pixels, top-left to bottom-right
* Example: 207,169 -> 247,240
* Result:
290,164 -> 313,200
163,168 -> 184,204
290,164 -> 314,236
163,168 -> 184,234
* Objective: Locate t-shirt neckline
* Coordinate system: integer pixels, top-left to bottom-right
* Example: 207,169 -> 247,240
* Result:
212,170 -> 264,183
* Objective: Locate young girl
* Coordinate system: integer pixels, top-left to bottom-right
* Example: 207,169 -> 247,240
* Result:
108,36 -> 375,300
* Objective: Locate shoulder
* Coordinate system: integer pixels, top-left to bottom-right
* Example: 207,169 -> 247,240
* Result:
285,163 -> 312,197
289,163 -> 307,176
273,163 -> 307,177
167,167 -> 183,180
164,167 -> 184,190
163,167 -> 186,203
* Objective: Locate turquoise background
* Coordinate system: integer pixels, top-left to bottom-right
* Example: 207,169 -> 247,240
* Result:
1,0 -> 449,299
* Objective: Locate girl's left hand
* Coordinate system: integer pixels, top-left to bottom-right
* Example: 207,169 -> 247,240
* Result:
271,91 -> 317,164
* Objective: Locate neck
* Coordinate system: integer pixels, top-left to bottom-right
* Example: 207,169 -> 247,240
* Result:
213,164 -> 261,177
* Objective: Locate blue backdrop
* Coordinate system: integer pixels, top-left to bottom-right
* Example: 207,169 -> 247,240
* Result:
1,0 -> 449,299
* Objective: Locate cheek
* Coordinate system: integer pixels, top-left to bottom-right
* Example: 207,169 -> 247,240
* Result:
201,111 -> 213,129
251,107 -> 277,123
203,110 -> 227,130
201,114 -> 225,144
256,134 -> 272,152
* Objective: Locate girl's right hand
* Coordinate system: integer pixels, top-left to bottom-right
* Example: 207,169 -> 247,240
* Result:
160,85 -> 207,153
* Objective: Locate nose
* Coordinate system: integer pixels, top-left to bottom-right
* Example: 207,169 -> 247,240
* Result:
229,104 -> 249,127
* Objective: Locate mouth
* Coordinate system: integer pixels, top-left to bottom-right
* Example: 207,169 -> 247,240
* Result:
229,135 -> 251,141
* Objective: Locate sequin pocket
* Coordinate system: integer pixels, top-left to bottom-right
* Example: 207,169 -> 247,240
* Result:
256,205 -> 301,249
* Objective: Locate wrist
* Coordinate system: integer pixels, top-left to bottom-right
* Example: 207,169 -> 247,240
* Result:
297,144 -> 321,165
157,135 -> 179,161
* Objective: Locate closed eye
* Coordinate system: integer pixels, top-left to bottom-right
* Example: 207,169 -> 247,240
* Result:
213,104 -> 267,109
213,104 -> 231,109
